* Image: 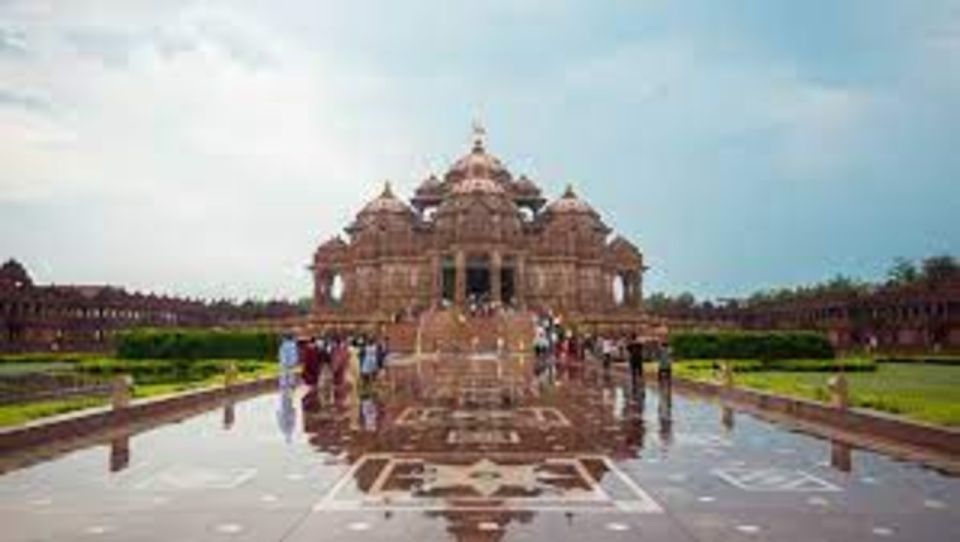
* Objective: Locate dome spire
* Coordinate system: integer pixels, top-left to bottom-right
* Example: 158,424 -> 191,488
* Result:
381,180 -> 395,198
471,119 -> 486,152
563,183 -> 577,198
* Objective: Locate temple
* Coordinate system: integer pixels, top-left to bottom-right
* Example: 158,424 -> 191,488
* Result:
310,130 -> 657,345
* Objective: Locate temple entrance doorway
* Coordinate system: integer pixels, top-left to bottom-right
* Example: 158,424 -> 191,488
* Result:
466,254 -> 491,304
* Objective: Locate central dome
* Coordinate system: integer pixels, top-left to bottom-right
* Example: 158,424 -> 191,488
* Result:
447,138 -> 509,181
451,176 -> 506,195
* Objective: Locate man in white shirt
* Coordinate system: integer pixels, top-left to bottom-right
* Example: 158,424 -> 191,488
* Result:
278,334 -> 299,389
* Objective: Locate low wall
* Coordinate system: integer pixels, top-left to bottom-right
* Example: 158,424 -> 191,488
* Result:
0,377 -> 276,456
672,377 -> 960,458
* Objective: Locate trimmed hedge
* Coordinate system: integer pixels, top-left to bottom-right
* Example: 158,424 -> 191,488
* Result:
878,356 -> 960,366
678,358 -> 875,373
0,353 -> 90,365
670,331 -> 834,361
75,358 -> 267,384
116,329 -> 279,360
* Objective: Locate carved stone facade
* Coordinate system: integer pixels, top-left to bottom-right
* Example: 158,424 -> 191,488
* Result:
311,135 -> 647,324
0,258 -> 305,353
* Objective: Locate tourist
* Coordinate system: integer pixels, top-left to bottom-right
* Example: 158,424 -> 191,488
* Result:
534,326 -> 549,361
361,337 -> 379,384
601,336 -> 616,373
331,337 -> 349,390
376,336 -> 390,373
626,335 -> 645,396
301,336 -> 320,389
316,336 -> 332,391
657,342 -> 673,384
278,333 -> 299,389
347,337 -> 361,388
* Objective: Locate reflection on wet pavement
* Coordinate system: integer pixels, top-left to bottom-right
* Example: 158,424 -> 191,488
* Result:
0,354 -> 957,541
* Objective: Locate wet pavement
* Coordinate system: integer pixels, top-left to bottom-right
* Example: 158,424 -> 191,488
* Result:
0,354 -> 957,541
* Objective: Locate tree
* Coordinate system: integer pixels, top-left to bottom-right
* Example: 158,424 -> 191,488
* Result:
675,292 -> 697,309
887,257 -> 919,285
921,254 -> 959,286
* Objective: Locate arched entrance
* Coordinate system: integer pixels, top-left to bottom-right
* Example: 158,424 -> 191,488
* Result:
466,254 -> 491,304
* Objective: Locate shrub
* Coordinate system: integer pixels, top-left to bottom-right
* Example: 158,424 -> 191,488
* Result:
675,358 -> 874,374
116,329 -> 279,360
670,331 -> 834,361
0,353 -> 90,364
74,358 -> 269,384
877,356 -> 960,366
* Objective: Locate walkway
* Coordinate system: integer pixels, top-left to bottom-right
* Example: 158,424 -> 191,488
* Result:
0,355 -> 956,541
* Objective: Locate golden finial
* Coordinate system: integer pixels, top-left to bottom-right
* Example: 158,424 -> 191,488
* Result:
471,119 -> 486,151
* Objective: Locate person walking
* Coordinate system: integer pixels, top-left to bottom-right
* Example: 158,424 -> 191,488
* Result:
316,336 -> 332,391
361,338 -> 379,385
278,334 -> 299,390
347,337 -> 361,389
376,337 -> 390,373
657,342 -> 673,385
301,337 -> 320,389
602,336 -> 615,373
626,335 -> 646,396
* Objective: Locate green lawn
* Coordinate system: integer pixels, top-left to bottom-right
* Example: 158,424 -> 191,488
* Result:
0,360 -> 278,427
677,360 -> 960,426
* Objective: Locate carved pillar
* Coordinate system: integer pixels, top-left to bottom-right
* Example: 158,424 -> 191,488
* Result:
312,268 -> 325,311
516,256 -> 526,308
431,254 -> 441,307
455,250 -> 466,307
491,251 -> 502,304
635,270 -> 644,307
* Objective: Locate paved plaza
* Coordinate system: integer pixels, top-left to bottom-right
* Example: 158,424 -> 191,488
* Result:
1,356 -> 957,541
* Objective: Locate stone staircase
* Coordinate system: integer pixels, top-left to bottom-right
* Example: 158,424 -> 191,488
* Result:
414,308 -> 536,354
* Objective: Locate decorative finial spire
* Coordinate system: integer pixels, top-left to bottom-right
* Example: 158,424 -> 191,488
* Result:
381,180 -> 394,198
563,183 -> 577,198
471,119 -> 486,151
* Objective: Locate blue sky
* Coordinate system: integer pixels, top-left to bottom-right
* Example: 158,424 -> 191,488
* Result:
1,0 -> 958,300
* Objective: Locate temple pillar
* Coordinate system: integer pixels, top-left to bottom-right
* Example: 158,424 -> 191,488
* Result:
491,251 -> 502,304
516,256 -> 526,309
431,254 -> 441,307
454,250 -> 466,307
634,271 -> 643,307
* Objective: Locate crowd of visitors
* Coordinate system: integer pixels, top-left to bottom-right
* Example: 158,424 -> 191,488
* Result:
277,333 -> 391,393
531,313 -> 672,396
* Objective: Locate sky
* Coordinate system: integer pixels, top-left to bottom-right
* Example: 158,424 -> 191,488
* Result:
1,0 -> 958,301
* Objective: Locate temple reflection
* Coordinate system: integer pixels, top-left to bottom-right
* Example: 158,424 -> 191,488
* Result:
721,405 -> 735,434
298,356 -> 657,540
658,379 -> 674,450
830,438 -> 853,473
108,432 -> 131,473
222,401 -> 235,430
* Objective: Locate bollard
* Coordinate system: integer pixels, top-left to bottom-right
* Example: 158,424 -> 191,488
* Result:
828,374 -> 849,410
112,374 -> 133,410
224,361 -> 239,388
721,362 -> 735,390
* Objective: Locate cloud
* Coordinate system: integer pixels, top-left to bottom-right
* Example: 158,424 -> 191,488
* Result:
0,1 -> 956,300
0,3 -> 409,297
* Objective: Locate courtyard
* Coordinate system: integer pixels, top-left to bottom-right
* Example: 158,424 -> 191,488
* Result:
1,355 -> 956,541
